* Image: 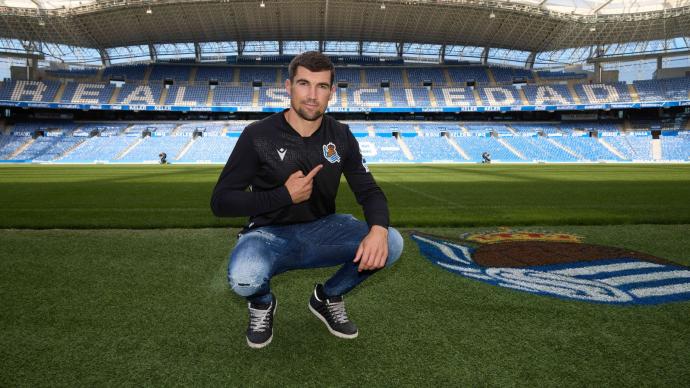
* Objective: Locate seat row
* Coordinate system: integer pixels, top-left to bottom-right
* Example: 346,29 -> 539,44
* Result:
4,80 -> 687,107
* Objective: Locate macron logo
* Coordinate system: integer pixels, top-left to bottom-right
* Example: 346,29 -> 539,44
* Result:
277,148 -> 287,161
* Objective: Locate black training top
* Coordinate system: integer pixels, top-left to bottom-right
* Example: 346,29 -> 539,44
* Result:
210,110 -> 389,233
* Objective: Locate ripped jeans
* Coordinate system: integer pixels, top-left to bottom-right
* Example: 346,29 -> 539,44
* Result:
227,213 -> 404,305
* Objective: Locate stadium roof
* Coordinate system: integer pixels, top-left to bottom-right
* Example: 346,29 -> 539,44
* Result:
0,0 -> 689,55
3,0 -> 689,15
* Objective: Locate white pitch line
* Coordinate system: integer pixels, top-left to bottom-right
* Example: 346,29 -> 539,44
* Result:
630,283 -> 690,298
601,270 -> 690,286
550,261 -> 663,276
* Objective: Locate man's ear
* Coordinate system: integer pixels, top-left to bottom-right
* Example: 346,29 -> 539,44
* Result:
285,79 -> 291,96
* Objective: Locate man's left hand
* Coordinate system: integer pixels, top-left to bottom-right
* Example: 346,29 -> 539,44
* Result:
353,225 -> 389,272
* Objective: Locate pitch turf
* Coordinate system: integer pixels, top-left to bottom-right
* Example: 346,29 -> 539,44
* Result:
1,164 -> 689,228
1,164 -> 689,386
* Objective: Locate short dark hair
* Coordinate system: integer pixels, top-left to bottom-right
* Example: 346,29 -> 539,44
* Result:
288,51 -> 335,86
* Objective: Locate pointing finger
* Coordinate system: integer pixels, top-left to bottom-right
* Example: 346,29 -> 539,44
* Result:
305,164 -> 323,180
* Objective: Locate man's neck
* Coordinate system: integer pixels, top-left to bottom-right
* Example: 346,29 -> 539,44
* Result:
284,109 -> 322,138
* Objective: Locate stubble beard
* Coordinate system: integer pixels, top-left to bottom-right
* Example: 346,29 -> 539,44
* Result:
292,100 -> 326,122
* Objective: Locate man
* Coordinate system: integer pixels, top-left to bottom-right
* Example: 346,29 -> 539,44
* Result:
211,51 -> 403,349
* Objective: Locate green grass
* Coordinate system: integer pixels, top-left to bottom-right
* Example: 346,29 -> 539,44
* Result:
1,164 -> 689,228
1,164 -> 689,386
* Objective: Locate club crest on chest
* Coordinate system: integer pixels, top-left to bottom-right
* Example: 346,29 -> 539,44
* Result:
322,142 -> 340,163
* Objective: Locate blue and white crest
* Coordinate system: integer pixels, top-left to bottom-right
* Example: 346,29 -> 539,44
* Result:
322,142 -> 341,163
411,232 -> 690,305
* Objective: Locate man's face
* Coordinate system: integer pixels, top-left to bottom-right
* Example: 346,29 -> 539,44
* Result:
286,66 -> 334,122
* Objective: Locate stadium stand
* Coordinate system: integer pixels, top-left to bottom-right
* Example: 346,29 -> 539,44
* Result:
604,135 -> 653,160
164,85 -> 208,106
61,82 -> 116,104
195,66 -> 235,83
573,82 -> 633,104
0,80 -> 61,102
239,67 -> 279,84
58,136 -> 138,162
14,135 -> 83,161
46,68 -> 99,79
2,118 -> 688,164
554,136 -> 623,161
364,68 -> 404,86
356,135 -> 409,163
212,86 -> 253,106
118,135 -> 189,162
149,65 -> 191,82
522,84 -> 576,105
490,66 -> 533,83
347,87 -> 386,107
455,136 -> 522,162
389,87 -> 431,107
502,136 -> 577,162
632,79 -> 666,101
661,135 -> 690,161
418,123 -> 463,136
334,68 -> 361,85
478,86 -> 522,106
447,66 -> 490,84
116,84 -> 164,105
102,64 -> 148,81
372,123 -> 416,134
0,135 -> 30,159
404,136 -> 465,162
432,87 -> 475,107
406,68 -> 446,86
178,136 -> 238,163
535,70 -> 587,80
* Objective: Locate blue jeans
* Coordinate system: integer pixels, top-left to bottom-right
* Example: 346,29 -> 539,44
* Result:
228,214 -> 404,304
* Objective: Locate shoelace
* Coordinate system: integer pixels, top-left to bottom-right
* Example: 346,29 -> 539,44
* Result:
248,305 -> 272,332
326,299 -> 349,324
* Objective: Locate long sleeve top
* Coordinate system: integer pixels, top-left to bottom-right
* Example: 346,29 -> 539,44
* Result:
211,110 -> 389,233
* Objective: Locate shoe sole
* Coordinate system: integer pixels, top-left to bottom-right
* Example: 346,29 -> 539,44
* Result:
246,300 -> 276,349
308,303 -> 358,339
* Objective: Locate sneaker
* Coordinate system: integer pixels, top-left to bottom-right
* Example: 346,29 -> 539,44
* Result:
308,284 -> 358,339
246,295 -> 276,349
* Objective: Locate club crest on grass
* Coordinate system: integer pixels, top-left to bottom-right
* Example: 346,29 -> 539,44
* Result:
410,230 -> 690,305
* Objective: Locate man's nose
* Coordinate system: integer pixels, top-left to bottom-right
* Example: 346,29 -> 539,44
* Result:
307,86 -> 318,99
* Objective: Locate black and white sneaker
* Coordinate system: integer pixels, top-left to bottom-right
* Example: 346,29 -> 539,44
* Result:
246,295 -> 276,349
308,284 -> 358,339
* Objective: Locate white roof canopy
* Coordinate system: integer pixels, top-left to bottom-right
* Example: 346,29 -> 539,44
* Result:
0,0 -> 688,15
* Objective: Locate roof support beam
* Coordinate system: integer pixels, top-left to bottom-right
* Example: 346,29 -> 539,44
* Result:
194,42 -> 201,62
99,48 -> 110,66
440,44 -> 446,63
0,51 -> 44,61
237,41 -> 244,56
525,51 -> 536,69
149,44 -> 157,62
481,47 -> 489,65
586,49 -> 690,64
278,41 -> 283,56
593,0 -> 614,15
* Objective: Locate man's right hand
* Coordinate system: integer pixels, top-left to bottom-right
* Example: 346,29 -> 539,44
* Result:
285,164 -> 323,204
